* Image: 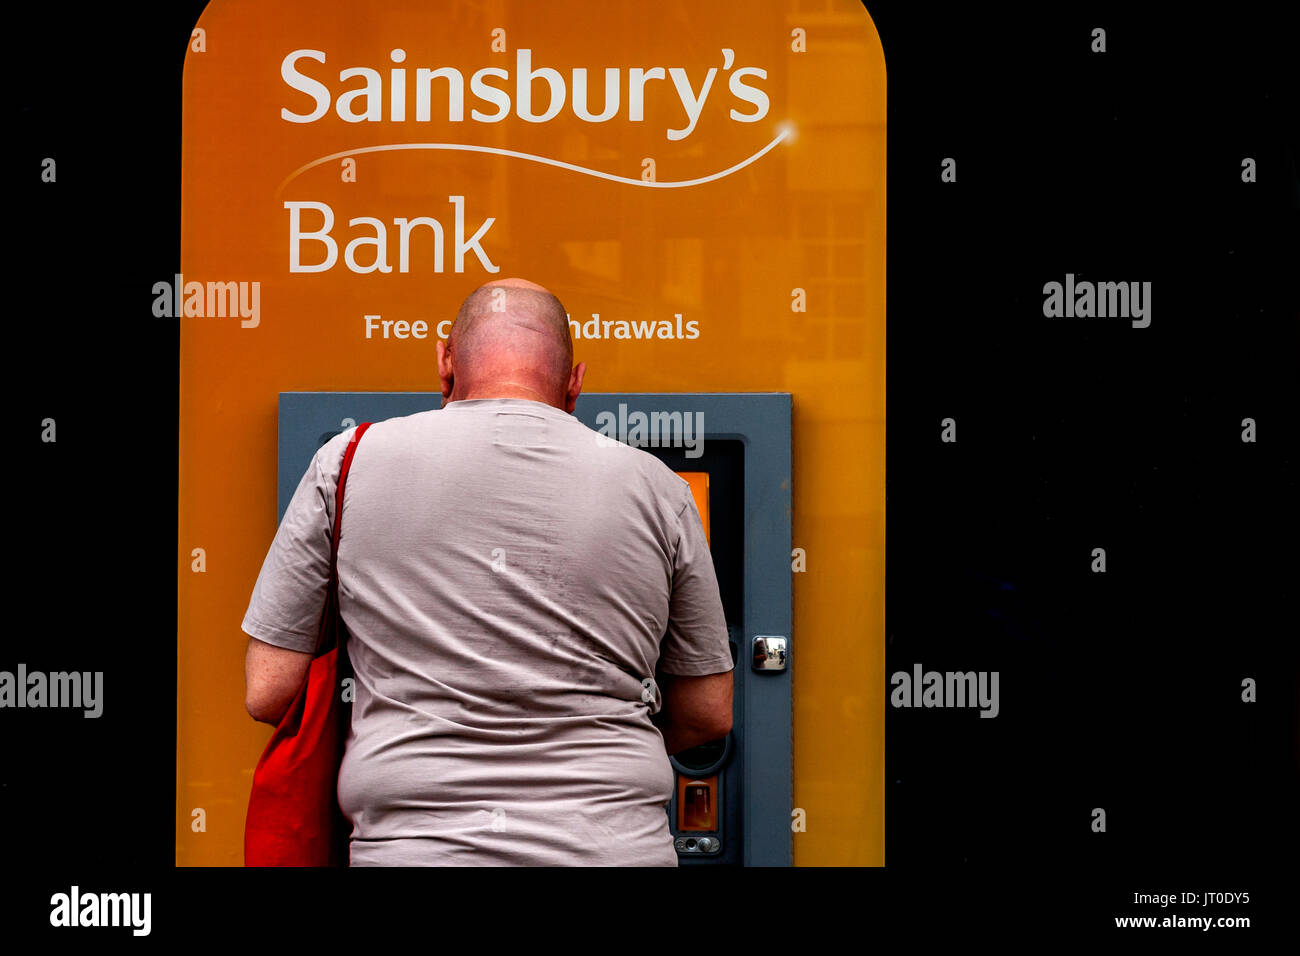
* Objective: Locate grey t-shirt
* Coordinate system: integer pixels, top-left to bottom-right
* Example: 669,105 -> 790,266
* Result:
241,397 -> 733,866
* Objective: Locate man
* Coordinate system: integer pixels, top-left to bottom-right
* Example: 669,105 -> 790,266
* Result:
242,278 -> 734,866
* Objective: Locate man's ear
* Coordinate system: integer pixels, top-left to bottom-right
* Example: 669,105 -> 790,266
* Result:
436,339 -> 454,398
564,361 -> 586,414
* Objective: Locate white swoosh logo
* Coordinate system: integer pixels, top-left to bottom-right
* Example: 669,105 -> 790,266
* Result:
276,125 -> 793,195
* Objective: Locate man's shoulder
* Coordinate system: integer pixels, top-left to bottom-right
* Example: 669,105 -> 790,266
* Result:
312,410 -> 430,476
592,435 -> 690,503
312,423 -> 363,476
354,407 -> 439,433
341,408 -> 450,450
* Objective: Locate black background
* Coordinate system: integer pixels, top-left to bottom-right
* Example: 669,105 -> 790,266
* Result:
7,0 -> 1296,940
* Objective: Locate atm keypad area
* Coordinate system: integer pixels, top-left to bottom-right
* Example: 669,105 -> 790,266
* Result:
279,392 -> 793,866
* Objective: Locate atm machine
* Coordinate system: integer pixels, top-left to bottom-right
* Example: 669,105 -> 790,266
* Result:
277,392 -> 793,865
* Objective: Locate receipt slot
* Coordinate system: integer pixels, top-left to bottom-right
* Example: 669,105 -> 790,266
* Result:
278,392 -> 793,866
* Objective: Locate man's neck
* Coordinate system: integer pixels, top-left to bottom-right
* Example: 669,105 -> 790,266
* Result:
451,382 -> 560,408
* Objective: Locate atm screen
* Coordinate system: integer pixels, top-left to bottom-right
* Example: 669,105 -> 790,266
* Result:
677,471 -> 710,546
656,441 -> 743,628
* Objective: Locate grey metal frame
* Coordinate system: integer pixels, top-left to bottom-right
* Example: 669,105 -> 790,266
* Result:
276,391 -> 793,865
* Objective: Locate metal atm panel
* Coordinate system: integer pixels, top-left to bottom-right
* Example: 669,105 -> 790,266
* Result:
277,391 -> 793,865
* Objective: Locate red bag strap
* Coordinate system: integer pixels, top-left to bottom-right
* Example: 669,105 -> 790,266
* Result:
314,421 -> 371,660
326,423 -> 372,609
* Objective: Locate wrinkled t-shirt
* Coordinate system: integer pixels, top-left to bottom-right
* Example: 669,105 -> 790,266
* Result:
241,397 -> 733,866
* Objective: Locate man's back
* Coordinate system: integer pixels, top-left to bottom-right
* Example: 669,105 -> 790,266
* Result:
244,397 -> 732,866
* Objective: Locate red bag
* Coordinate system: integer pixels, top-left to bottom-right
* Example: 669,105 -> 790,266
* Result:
245,422 -> 372,867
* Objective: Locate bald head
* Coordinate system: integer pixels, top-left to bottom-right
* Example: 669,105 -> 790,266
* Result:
440,278 -> 581,409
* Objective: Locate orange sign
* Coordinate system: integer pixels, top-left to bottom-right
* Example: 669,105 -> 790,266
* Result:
178,0 -> 885,866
